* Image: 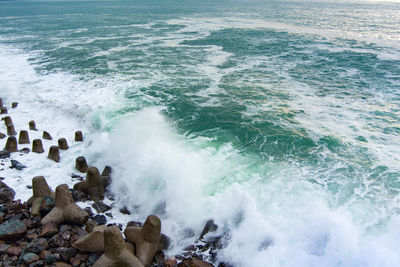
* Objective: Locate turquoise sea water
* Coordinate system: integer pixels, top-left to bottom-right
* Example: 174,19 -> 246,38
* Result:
1,0 -> 400,266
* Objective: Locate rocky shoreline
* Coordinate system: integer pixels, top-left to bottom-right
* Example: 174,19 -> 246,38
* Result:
0,98 -> 231,267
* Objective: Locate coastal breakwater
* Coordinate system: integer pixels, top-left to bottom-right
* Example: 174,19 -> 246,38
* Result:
0,97 -> 226,267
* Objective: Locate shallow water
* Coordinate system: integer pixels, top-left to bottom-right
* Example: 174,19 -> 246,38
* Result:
1,0 -> 400,266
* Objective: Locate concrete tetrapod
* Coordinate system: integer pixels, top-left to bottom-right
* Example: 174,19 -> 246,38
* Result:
73,225 -> 107,252
73,166 -> 104,201
41,184 -> 88,226
18,130 -> 30,144
28,176 -> 54,216
124,215 -> 161,267
94,226 -> 144,267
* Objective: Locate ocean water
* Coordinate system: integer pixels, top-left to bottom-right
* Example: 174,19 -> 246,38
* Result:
1,0 -> 400,266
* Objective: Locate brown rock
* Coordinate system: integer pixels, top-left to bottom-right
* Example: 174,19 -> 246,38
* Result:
39,223 -> 58,238
39,249 -> 51,260
124,215 -> 161,267
164,258 -> 178,267
58,138 -> 69,150
178,258 -> 214,267
70,257 -> 81,266
41,184 -> 88,226
6,246 -> 22,256
55,262 -> 72,267
48,145 -> 60,162
43,131 -> 52,140
32,139 -> 44,153
18,130 -> 30,144
75,131 -> 83,142
29,120 -> 37,131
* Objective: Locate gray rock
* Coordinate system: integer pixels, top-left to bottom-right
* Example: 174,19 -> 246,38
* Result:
0,220 -> 27,241
92,202 -> 111,213
0,150 -> 10,159
10,160 -> 26,170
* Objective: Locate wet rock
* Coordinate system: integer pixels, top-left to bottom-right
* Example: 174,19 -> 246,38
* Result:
22,252 -> 40,264
87,253 -> 101,265
164,258 -> 178,267
71,190 -> 88,202
75,156 -> 88,173
32,139 -> 44,153
119,207 -> 131,215
83,207 -> 94,217
92,202 -> 111,213
159,233 -> 171,251
70,257 -> 80,266
20,147 -> 30,154
127,221 -> 142,228
39,223 -> 58,238
11,102 -> 18,108
74,131 -> 83,142
124,215 -> 161,267
0,181 -> 15,204
6,124 -> 16,137
6,246 -> 22,256
10,159 -> 26,170
0,107 -> 8,114
41,184 -> 89,226
0,150 -> 10,158
48,146 -> 60,162
4,136 -> 18,152
42,131 -> 52,140
85,220 -> 97,233
56,247 -> 77,262
105,212 -> 112,218
49,234 -> 68,248
0,132 -> 6,139
93,215 -> 107,225
29,260 -> 44,267
58,138 -> 69,150
26,238 -> 49,253
54,262 -> 71,267
199,220 -> 218,240
178,258 -> 214,267
45,253 -> 61,264
18,130 -> 30,144
0,219 -> 27,241
29,120 -> 37,131
93,226 -> 144,267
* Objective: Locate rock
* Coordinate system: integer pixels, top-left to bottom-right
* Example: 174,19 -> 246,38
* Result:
119,207 -> 131,215
124,215 -> 161,267
41,184 -> 89,226
44,253 -> 61,264
48,146 -> 60,162
29,260 -> 44,267
4,116 -> 12,125
93,215 -> 107,225
0,107 -> 8,114
0,220 -> 26,241
6,123 -> 16,136
0,150 -> 10,158
92,202 -> 111,213
11,102 -> 18,108
54,262 -> 71,267
87,167 -> 104,202
18,130 -> 30,144
4,136 -> 18,152
39,223 -> 58,238
23,252 -> 40,264
58,138 -> 69,150
159,233 -> 171,251
87,253 -> 101,265
10,159 -> 26,170
40,196 -> 55,216
0,132 -> 6,139
29,120 -> 37,131
93,226 -> 144,267
73,225 -> 107,252
75,157 -> 88,173
178,258 -> 213,267
49,234 -> 68,248
84,207 -> 94,217
164,258 -> 178,267
20,147 -> 30,154
85,220 -> 97,233
71,190 -> 88,202
56,247 -> 77,262
42,131 -> 52,140
0,181 -> 15,204
32,139 -> 44,153
29,176 -> 54,216
199,220 -> 218,240
127,221 -> 142,228
75,131 -> 83,142
105,212 -> 113,218
26,238 -> 49,253
70,257 -> 80,266
6,246 -> 22,256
